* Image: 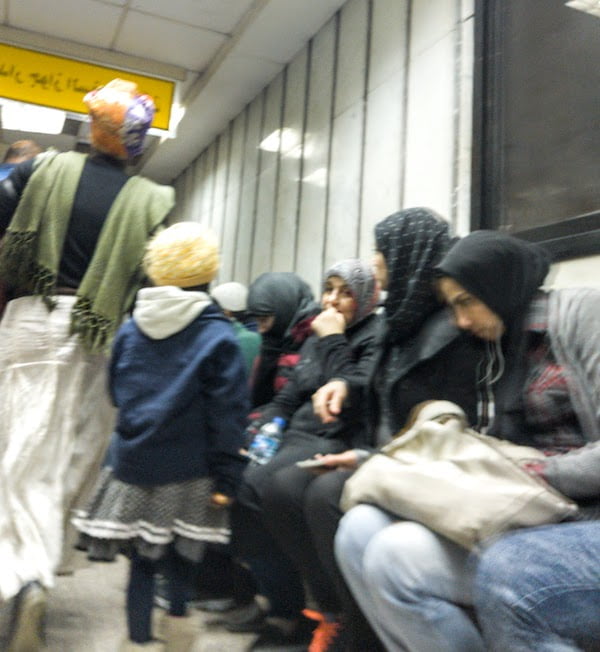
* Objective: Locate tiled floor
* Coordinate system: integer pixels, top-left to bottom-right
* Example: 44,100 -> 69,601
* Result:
0,553 -> 259,651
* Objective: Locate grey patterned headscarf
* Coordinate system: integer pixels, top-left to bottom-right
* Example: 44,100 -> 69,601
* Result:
375,207 -> 451,342
323,258 -> 379,328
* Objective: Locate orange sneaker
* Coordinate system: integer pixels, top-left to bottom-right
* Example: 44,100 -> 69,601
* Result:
303,609 -> 344,652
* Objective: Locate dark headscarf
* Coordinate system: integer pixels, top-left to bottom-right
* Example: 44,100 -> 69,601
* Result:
435,230 -> 551,439
247,272 -> 319,343
434,230 -> 550,327
375,207 -> 451,342
247,272 -> 321,408
323,258 -> 379,328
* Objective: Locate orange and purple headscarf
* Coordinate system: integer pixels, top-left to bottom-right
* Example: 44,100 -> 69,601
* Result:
84,78 -> 155,160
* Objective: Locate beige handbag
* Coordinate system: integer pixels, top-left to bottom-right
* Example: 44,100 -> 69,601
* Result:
340,401 -> 578,549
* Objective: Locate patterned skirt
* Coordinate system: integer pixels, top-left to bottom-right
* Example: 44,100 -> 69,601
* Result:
72,467 -> 230,563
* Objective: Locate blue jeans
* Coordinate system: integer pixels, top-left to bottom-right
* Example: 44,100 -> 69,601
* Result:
334,504 -> 485,652
474,522 -> 600,652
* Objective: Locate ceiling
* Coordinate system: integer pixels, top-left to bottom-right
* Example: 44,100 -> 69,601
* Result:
0,0 -> 348,184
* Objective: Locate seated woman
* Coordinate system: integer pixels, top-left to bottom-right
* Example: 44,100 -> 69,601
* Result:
260,208 -> 482,651
228,259 -> 380,649
247,271 -> 321,407
334,230 -> 600,652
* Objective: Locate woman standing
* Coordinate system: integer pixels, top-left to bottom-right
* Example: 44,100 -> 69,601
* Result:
0,79 -> 174,650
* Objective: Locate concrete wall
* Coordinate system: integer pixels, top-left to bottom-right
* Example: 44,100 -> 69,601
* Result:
172,0 -> 474,292
549,256 -> 600,288
171,0 -> 599,293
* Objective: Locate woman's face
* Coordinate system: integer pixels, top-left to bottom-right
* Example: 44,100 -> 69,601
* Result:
438,277 -> 505,341
372,251 -> 388,290
255,314 -> 275,334
322,275 -> 357,325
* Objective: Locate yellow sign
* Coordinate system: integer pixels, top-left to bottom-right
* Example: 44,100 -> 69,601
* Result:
0,42 -> 174,130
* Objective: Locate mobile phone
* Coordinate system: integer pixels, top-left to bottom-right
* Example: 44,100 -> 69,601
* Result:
295,458 -> 328,468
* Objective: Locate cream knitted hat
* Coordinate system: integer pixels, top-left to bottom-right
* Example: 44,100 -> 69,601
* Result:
143,222 -> 219,287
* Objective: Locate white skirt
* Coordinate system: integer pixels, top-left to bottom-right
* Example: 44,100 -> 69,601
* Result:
0,296 -> 115,601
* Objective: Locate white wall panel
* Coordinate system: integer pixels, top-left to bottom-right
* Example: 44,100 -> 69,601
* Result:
250,74 -> 284,280
178,166 -> 195,222
251,162 -> 278,279
360,0 -> 409,260
462,0 -> 475,20
211,131 -> 230,243
455,14 -> 474,236
325,0 -> 368,267
326,104 -> 364,266
296,20 -> 336,292
219,115 -> 246,282
234,98 -> 263,283
272,50 -> 309,272
188,155 -> 206,224
334,0 -> 369,117
199,143 -> 217,227
171,175 -> 185,223
360,74 -> 404,258
369,0 -> 408,91
410,0 -> 457,57
548,256 -> 600,288
403,30 -> 456,220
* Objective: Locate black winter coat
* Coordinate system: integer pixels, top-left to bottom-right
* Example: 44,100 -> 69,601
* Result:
259,312 -> 381,449
348,307 -> 481,448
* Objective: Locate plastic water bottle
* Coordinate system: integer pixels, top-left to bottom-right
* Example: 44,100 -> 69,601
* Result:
247,417 -> 287,465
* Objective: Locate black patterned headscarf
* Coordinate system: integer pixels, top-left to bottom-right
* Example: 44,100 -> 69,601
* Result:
375,207 -> 451,342
323,258 -> 379,328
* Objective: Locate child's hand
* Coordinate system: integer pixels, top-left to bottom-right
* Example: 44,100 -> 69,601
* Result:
211,492 -> 233,508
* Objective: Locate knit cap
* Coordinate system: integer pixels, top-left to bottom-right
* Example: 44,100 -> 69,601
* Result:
143,222 -> 219,287
84,78 -> 155,159
211,282 -> 249,312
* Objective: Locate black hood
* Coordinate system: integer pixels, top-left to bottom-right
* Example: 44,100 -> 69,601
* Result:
435,230 -> 550,327
247,272 -> 320,343
436,230 -> 551,441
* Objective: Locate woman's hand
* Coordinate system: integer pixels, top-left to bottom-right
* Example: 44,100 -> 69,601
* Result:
313,450 -> 360,470
312,379 -> 348,423
311,307 -> 346,337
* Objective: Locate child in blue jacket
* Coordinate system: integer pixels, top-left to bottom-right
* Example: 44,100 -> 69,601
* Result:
74,222 -> 249,651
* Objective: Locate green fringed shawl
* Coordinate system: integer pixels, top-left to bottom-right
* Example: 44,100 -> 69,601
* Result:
0,151 -> 175,353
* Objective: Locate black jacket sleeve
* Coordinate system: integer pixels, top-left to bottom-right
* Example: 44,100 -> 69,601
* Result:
253,354 -> 309,426
0,159 -> 35,236
315,313 -> 380,388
